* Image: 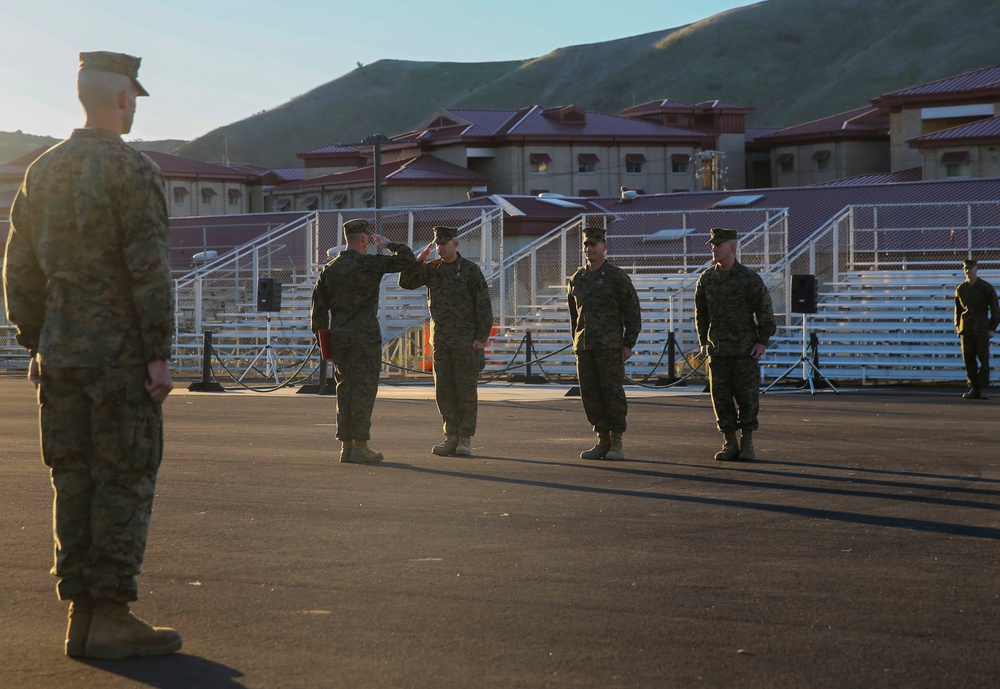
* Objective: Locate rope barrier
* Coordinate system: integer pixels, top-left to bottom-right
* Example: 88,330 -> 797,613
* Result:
192,332 -> 704,393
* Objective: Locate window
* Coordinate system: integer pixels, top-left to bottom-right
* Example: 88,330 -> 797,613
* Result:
329,193 -> 347,209
530,152 -> 551,174
200,188 -> 216,205
941,151 -> 971,178
812,150 -> 831,171
777,153 -> 794,173
625,153 -> 646,174
227,188 -> 242,206
272,198 -> 291,211
577,153 -> 599,174
361,190 -> 375,208
172,187 -> 189,204
302,195 -> 318,211
671,153 -> 691,174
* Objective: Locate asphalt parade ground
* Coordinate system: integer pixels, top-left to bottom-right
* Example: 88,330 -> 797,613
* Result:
1,376 -> 998,689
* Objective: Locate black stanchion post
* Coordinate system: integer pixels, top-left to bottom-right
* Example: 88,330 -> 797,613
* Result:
187,331 -> 225,392
297,346 -> 336,395
656,331 -> 682,386
509,332 -> 546,384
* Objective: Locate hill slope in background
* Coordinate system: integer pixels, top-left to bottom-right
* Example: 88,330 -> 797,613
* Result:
7,0 -> 997,169
175,0 -> 1000,166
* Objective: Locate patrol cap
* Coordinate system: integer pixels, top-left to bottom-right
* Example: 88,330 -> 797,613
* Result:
79,51 -> 149,97
343,218 -> 371,235
582,227 -> 606,244
962,259 -> 978,269
433,226 -> 458,243
707,227 -> 738,244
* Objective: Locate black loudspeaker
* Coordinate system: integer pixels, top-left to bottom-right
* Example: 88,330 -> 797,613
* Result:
257,278 -> 282,312
791,274 -> 817,314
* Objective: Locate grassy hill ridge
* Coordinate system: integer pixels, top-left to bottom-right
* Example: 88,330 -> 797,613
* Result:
8,0 -> 998,168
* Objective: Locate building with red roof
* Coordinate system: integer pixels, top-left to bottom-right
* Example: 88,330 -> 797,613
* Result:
750,106 -> 891,188
872,64 -> 1000,175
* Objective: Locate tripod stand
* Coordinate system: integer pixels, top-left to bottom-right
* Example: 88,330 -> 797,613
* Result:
763,315 -> 838,395
239,316 -> 283,385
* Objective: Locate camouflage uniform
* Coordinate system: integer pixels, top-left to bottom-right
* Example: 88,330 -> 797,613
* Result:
310,237 -> 415,441
567,256 -> 642,433
400,245 -> 493,438
954,267 -> 1000,393
694,260 -> 776,433
3,128 -> 174,603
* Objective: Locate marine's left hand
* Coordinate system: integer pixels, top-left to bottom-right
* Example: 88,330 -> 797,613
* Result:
27,354 -> 40,387
622,346 -> 633,362
750,343 -> 767,360
472,340 -> 487,352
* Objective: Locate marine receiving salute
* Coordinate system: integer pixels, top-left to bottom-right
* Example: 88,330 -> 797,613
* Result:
567,226 -> 642,460
694,227 -> 776,461
311,218 -> 416,462
400,226 -> 493,456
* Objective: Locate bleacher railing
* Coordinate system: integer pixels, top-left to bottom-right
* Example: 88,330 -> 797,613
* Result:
488,208 -> 789,339
762,201 -> 1000,323
170,206 -> 503,374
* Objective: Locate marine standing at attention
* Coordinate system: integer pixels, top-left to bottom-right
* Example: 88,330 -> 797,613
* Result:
399,225 -> 493,457
954,258 -> 999,399
567,226 -> 642,461
3,51 -> 180,659
310,218 -> 416,462
694,227 -> 776,462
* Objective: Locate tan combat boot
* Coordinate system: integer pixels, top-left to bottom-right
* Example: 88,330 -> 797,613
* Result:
84,600 -> 182,659
339,440 -> 354,463
432,434 -> 459,456
65,596 -> 94,657
738,430 -> 756,461
349,440 -> 384,463
455,436 -> 473,457
714,432 -> 740,461
580,431 -> 611,459
604,431 -> 625,461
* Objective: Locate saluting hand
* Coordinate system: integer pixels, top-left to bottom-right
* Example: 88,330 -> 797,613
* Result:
417,242 -> 434,263
27,354 -> 40,387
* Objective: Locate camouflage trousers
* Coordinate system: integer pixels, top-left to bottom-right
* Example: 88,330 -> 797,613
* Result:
38,364 -> 163,603
432,345 -> 480,437
330,343 -> 382,441
575,349 -> 627,433
960,333 -> 991,389
708,355 -> 761,433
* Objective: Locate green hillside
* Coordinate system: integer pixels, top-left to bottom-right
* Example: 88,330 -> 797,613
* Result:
97,0 -> 1000,167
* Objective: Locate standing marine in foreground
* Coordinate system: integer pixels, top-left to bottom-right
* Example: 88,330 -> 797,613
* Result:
399,226 -> 493,457
311,218 -> 416,462
3,51 -> 180,659
567,226 -> 642,460
694,227 -> 776,461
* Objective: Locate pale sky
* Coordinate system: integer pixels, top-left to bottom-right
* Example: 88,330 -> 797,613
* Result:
1,0 -> 757,142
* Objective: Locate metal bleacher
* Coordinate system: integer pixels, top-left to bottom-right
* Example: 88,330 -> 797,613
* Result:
764,269 -> 983,385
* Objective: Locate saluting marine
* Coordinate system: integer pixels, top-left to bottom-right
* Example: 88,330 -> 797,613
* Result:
400,225 -> 493,457
311,218 -> 416,462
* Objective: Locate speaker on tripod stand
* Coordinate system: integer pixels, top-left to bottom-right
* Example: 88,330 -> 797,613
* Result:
791,274 -> 817,314
257,278 -> 282,312
240,278 -> 284,384
762,274 -> 838,395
